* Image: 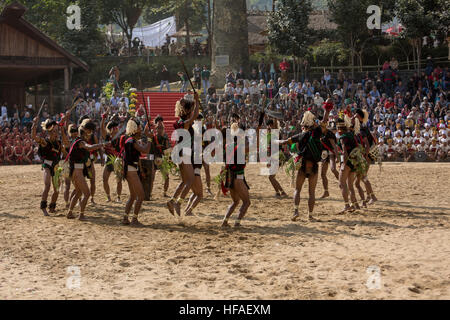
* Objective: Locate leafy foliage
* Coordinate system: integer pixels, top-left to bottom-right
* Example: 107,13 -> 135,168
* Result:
267,0 -> 314,58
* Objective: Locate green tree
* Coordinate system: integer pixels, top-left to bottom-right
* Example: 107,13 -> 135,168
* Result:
100,0 -> 154,56
327,0 -> 394,75
150,0 -> 207,55
395,0 -> 440,72
267,0 -> 314,80
59,0 -> 106,63
2,0 -> 105,62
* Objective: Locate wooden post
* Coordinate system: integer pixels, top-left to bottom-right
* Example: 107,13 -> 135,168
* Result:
49,77 -> 54,114
34,83 -> 38,111
64,67 -> 70,107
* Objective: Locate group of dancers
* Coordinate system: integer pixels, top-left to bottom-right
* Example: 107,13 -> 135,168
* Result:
32,93 -> 378,227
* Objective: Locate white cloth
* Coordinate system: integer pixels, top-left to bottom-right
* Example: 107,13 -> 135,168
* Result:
133,16 -> 177,47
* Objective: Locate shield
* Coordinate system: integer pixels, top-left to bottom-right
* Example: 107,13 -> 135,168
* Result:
414,151 -> 427,162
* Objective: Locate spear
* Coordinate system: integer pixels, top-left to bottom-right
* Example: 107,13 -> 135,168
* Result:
36,98 -> 47,118
177,55 -> 203,111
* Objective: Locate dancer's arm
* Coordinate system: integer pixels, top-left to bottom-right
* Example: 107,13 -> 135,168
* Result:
31,117 -> 46,146
79,140 -> 109,152
183,92 -> 200,129
60,124 -> 69,149
100,108 -> 109,140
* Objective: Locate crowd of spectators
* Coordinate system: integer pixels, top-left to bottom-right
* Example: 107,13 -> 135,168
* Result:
1,56 -> 449,165
202,56 -> 449,162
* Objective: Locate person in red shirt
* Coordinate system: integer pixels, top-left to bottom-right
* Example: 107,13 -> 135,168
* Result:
279,58 -> 290,82
384,98 -> 395,109
4,142 -> 13,164
14,139 -> 24,164
23,140 -> 33,164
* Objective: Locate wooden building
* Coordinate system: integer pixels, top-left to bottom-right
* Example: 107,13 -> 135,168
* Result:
0,2 -> 88,113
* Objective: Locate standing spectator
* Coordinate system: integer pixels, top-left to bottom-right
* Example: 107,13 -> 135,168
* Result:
207,83 -> 216,103
201,65 -> 211,95
193,64 -> 202,90
110,92 -> 120,109
169,40 -> 177,56
90,83 -> 100,102
84,83 -> 91,100
269,59 -> 277,81
178,71 -> 188,93
1,102 -> 8,119
390,57 -> 399,72
235,67 -> 245,84
258,59 -> 268,83
159,65 -> 171,92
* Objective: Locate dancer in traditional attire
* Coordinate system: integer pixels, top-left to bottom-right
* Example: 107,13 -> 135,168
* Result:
336,116 -> 362,213
66,119 -> 108,220
265,119 -> 288,198
353,109 -> 378,206
184,114 -> 205,216
100,112 -> 122,202
166,92 -> 200,216
63,124 -> 78,208
319,120 -> 339,198
220,121 -> 254,228
32,117 -> 65,216
120,118 -> 151,226
278,104 -> 331,221
148,115 -> 171,198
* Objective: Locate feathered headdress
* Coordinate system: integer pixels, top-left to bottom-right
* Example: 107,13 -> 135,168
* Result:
344,114 -> 352,129
41,119 -> 57,131
301,111 -> 316,128
353,117 -> 361,135
183,93 -> 194,102
362,109 -> 369,125
126,119 -> 139,136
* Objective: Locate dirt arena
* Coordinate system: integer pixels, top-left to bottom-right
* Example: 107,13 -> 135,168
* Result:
0,162 -> 449,300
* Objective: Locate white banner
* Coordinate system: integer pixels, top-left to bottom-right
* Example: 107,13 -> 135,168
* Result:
133,16 -> 177,48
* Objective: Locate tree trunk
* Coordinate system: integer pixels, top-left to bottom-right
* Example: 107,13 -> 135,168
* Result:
358,52 -> 363,72
417,38 -> 422,73
211,0 -> 249,87
350,49 -> 355,78
293,57 -> 296,81
127,29 -> 132,57
207,0 -> 212,58
185,0 -> 191,56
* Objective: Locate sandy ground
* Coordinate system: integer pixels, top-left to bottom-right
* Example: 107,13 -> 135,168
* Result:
0,162 -> 449,300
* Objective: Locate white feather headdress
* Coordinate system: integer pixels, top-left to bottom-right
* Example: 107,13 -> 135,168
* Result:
301,111 -> 316,127
353,117 -> 361,135
126,119 -> 139,136
344,114 -> 352,129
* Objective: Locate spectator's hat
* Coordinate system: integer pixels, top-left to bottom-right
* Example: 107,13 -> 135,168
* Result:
405,130 -> 411,135
424,123 -> 430,128
419,138 -> 425,143
439,123 -> 445,129
396,138 -> 403,143
424,132 -> 429,137
423,96 -> 428,100
397,113 -> 402,118
384,131 -> 390,137
441,138 -> 447,143
379,138 -> 384,143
